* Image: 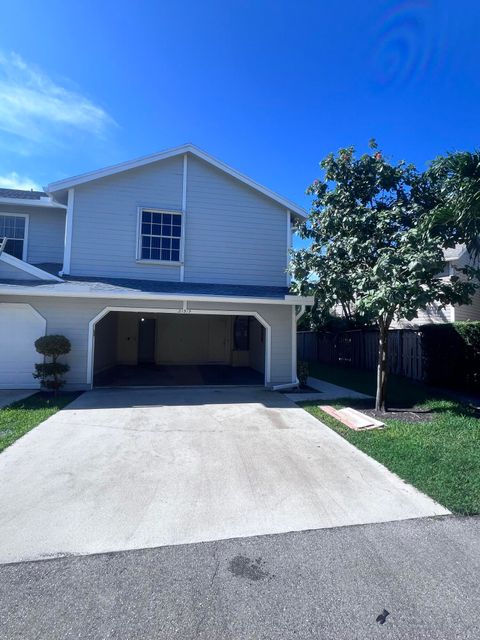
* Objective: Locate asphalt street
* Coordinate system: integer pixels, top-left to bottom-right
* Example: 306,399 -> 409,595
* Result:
0,515 -> 479,639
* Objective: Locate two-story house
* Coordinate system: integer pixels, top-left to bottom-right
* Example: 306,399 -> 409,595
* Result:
0,145 -> 312,389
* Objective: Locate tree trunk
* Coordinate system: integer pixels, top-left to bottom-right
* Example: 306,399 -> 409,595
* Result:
375,319 -> 389,412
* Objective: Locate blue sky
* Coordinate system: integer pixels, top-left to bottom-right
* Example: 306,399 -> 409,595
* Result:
0,0 -> 479,225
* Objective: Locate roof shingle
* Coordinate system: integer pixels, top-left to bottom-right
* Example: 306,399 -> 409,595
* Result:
0,188 -> 47,200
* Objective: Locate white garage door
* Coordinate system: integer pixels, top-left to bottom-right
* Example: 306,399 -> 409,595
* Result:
0,303 -> 46,389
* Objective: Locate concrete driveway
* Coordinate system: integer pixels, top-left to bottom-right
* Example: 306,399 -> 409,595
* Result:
0,388 -> 448,564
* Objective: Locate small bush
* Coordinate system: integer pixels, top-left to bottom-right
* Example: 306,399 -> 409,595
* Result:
297,360 -> 309,388
420,322 -> 480,391
33,334 -> 71,394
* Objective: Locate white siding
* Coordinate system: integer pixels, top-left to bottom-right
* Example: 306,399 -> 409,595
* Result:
451,252 -> 480,321
0,296 -> 295,387
69,156 -> 184,280
0,204 -> 65,266
392,303 -> 454,328
454,291 -> 480,321
184,155 -> 287,286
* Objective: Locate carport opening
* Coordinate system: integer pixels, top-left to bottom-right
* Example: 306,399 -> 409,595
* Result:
92,311 -> 266,387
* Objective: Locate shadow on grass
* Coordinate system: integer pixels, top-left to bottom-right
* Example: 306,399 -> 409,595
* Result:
307,361 -> 478,418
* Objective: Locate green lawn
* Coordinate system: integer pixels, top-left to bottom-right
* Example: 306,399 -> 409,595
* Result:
0,392 -> 80,454
303,363 -> 480,515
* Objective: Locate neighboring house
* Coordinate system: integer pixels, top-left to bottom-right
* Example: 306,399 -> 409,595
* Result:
0,145 -> 312,389
329,245 -> 480,329
392,245 -> 480,328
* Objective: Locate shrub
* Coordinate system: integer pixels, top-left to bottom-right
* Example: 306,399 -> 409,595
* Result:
297,360 -> 309,388
420,322 -> 480,391
33,334 -> 71,394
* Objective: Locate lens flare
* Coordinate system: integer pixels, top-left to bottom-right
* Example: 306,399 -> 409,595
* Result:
370,0 -> 437,89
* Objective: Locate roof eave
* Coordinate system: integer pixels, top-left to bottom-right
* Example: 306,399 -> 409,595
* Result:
0,196 -> 66,209
0,284 -> 313,305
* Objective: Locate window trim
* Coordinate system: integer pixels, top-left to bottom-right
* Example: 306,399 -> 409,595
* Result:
136,207 -> 183,265
0,212 -> 29,262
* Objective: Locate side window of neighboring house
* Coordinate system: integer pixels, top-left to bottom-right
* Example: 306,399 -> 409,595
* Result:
138,209 -> 182,262
0,214 -> 27,260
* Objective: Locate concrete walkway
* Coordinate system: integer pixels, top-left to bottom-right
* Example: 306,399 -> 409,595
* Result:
0,388 -> 448,564
0,390 -> 34,409
285,376 -> 373,403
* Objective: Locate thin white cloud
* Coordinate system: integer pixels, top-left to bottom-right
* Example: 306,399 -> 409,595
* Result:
0,171 -> 41,191
0,52 -> 115,146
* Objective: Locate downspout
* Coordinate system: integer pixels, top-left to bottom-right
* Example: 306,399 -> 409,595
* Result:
271,381 -> 298,391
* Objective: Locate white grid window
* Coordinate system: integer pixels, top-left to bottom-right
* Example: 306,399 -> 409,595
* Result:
0,215 -> 26,260
139,210 -> 181,262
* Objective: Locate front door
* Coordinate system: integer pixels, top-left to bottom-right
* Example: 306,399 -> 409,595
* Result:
138,318 -> 156,363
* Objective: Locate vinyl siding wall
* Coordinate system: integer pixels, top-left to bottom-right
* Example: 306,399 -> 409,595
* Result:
454,291 -> 480,321
391,303 -> 454,328
70,156 -> 183,281
451,252 -> 480,321
0,295 -> 295,388
68,154 -> 289,286
184,155 -> 288,286
0,204 -> 65,266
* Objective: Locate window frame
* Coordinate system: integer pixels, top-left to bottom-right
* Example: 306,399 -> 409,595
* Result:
136,207 -> 183,265
0,212 -> 29,261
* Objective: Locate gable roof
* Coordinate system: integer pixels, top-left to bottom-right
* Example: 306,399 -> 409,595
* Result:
46,144 -> 307,219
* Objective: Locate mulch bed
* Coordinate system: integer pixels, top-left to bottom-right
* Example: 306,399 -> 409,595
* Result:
361,407 -> 434,423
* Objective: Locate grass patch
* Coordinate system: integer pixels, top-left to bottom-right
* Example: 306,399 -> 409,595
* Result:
0,392 -> 81,454
304,363 -> 480,515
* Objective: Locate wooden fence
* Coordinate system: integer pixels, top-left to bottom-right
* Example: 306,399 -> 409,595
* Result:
297,329 -> 424,380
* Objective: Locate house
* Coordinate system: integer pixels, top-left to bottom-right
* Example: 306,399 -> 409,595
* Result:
0,145 -> 312,390
328,245 -> 480,330
392,245 -> 480,328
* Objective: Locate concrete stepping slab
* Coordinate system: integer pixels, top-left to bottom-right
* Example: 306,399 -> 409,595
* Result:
320,405 -> 385,430
307,377 -> 372,401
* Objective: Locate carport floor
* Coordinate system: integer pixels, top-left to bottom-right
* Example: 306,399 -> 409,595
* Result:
94,364 -> 264,387
0,388 -> 449,564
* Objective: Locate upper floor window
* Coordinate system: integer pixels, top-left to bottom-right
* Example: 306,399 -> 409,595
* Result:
138,209 -> 181,262
0,214 -> 27,260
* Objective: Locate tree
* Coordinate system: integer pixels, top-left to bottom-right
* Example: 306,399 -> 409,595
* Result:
427,151 -> 480,273
290,141 -> 476,412
33,335 -> 71,394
